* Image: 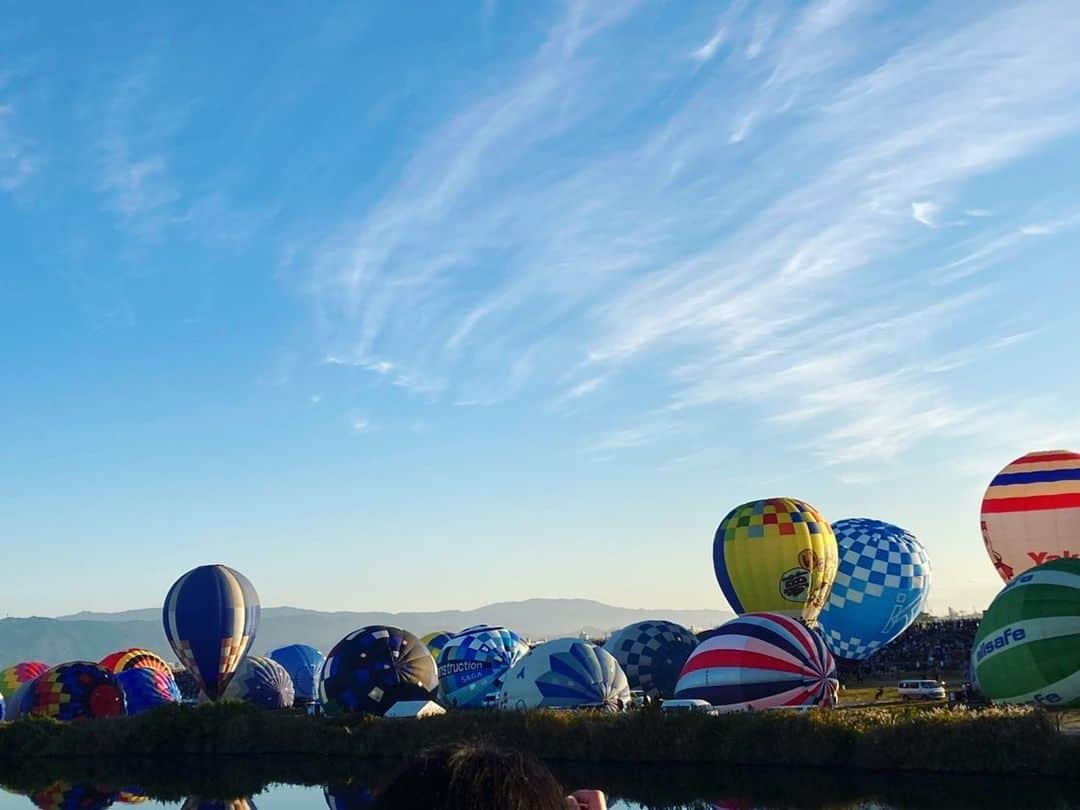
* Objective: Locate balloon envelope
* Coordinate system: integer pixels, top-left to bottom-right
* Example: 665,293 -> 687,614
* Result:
30,783 -> 117,810
713,498 -> 838,625
437,625 -> 530,708
319,626 -> 438,717
499,638 -> 630,711
818,519 -> 932,660
116,667 -> 182,715
162,564 -> 260,699
26,662 -> 126,721
980,450 -> 1080,583
3,677 -> 39,721
972,557 -> 1080,708
420,631 -> 453,663
100,649 -> 171,675
223,656 -> 295,709
0,661 -> 49,696
675,613 -> 838,711
603,620 -> 697,698
267,644 -> 325,703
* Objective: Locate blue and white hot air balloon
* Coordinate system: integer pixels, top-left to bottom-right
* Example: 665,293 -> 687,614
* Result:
817,519 -> 932,660
163,564 -> 261,699
223,656 -> 295,709
498,639 -> 629,711
437,625 -> 530,708
268,644 -> 325,705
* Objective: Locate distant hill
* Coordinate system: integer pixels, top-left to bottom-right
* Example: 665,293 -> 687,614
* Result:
1,599 -> 732,666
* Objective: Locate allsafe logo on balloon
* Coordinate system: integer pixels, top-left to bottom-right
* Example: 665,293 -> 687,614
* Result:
974,626 -> 1027,663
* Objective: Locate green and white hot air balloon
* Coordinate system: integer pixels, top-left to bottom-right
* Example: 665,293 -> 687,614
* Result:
971,557 -> 1080,708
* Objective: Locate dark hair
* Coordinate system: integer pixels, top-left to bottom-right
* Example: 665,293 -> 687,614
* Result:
372,744 -> 567,810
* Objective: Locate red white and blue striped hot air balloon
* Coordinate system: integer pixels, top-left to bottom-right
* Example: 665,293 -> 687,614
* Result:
981,450 -> 1080,583
674,613 -> 837,712
163,565 -> 260,700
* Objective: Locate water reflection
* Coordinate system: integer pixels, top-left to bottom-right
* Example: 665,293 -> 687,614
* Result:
0,766 -> 1078,810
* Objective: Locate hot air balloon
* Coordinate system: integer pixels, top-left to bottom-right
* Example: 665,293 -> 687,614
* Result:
163,564 -> 260,699
603,620 -> 697,699
100,649 -> 171,675
116,668 -> 182,715
3,677 -> 39,721
30,783 -> 117,810
437,625 -> 530,708
421,631 -> 453,664
980,450 -> 1080,583
498,638 -> 629,711
971,557 -> 1080,708
0,661 -> 49,696
267,644 -> 325,705
817,519 -> 932,660
713,498 -> 838,625
223,656 -> 295,709
25,662 -> 126,721
674,613 -> 838,711
319,626 -> 438,717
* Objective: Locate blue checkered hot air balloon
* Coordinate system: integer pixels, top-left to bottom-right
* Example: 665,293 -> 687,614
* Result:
603,620 -> 697,699
437,625 -> 530,708
163,564 -> 261,699
817,519 -> 932,660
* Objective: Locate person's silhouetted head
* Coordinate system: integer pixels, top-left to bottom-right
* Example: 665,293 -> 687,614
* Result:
372,744 -> 568,810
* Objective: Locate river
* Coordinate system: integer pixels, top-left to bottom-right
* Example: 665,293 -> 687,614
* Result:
0,761 -> 1078,809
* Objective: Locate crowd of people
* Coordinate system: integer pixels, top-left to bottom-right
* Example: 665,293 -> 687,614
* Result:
837,617 -> 980,679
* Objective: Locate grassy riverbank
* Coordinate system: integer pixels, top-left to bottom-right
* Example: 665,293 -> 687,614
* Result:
0,702 -> 1076,778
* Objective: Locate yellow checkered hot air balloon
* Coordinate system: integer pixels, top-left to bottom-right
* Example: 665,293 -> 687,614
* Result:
713,498 -> 837,625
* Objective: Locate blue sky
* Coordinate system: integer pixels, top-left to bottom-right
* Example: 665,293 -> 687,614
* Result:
2,1 -> 1079,617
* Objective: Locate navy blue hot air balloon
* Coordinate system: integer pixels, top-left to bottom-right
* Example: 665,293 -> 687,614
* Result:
268,644 -> 325,704
163,564 -> 260,699
319,626 -> 438,717
116,667 -> 182,715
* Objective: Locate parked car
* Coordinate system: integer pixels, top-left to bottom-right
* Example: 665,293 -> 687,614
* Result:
897,679 -> 947,701
661,698 -> 713,713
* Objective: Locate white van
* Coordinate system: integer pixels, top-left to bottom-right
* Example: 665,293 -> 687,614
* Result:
661,698 -> 712,713
898,679 -> 946,701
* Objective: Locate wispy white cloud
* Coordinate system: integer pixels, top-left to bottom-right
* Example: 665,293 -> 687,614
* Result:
350,416 -> 372,434
691,23 -> 726,63
301,0 -> 1080,469
911,200 -> 940,228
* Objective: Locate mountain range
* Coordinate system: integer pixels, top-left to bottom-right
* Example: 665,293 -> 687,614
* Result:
0,599 -> 733,666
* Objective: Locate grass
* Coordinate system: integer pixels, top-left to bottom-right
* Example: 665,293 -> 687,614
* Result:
0,700 -> 1077,779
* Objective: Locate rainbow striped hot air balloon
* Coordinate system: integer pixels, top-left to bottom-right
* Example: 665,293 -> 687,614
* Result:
713,498 -> 838,625
972,557 -> 1080,708
674,613 -> 838,712
0,661 -> 49,697
163,564 -> 260,700
100,648 -> 171,675
980,450 -> 1080,583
